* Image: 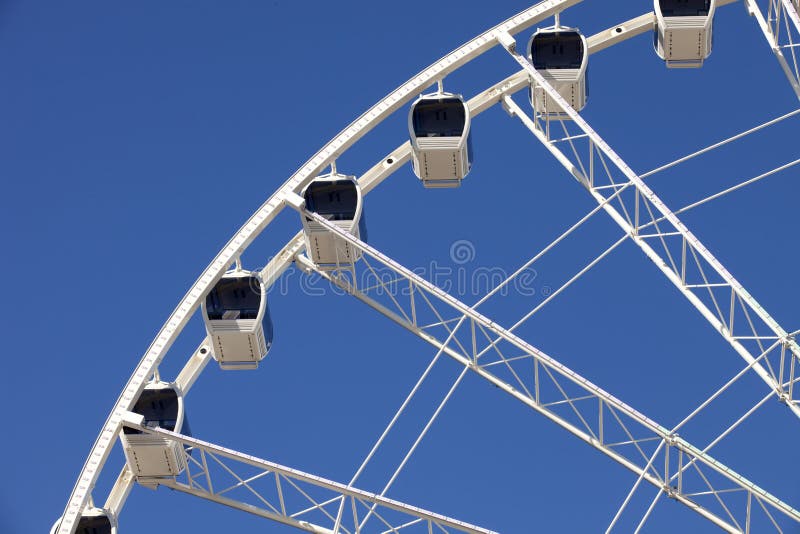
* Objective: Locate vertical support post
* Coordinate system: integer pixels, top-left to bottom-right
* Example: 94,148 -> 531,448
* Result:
409,282 -> 417,327
663,441 -> 671,495
598,398 -> 604,445
779,341 -> 787,388
471,318 -> 478,363
746,491 -> 753,534
201,450 -> 214,494
680,237 -> 687,286
275,473 -> 287,515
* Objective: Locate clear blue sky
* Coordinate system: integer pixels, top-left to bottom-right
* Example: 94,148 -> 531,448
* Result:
1,1 -> 798,532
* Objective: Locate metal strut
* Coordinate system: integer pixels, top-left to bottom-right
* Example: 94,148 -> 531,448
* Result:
496,31 -> 800,421
54,2 -> 584,531
285,204 -> 800,533
120,419 -> 496,534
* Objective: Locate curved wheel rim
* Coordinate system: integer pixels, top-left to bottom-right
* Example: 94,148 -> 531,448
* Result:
43,2 -> 800,532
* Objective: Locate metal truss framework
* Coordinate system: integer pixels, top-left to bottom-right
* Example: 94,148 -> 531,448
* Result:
57,1 -> 800,533
747,0 -> 800,98
289,205 -> 800,533
496,32 -> 800,424
118,417 -> 494,534
56,2 -> 582,531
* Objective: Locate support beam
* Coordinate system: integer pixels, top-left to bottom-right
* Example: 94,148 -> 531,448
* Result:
497,30 -> 800,421
286,207 -> 800,532
121,421 -> 496,534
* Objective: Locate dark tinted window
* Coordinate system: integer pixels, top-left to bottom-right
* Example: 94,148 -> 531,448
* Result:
659,0 -> 710,16
205,276 -> 262,320
531,31 -> 584,69
264,304 -> 274,346
358,208 -> 368,244
77,514 -> 113,534
412,97 -> 466,137
182,411 -> 192,439
304,180 -> 358,221
123,387 -> 180,435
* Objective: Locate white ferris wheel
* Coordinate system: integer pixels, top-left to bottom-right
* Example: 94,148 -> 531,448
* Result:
53,1 -> 800,532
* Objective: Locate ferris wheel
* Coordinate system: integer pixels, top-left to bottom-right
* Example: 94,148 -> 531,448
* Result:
53,1 -> 800,532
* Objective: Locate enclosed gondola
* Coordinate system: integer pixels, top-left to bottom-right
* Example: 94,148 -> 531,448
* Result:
120,381 -> 189,479
51,508 -> 117,534
528,27 -> 588,118
654,0 -> 716,68
408,92 -> 473,187
202,269 -> 273,370
301,172 -> 367,268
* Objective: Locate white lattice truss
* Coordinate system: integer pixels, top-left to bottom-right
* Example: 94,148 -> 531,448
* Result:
117,418 -> 495,534
288,201 -> 800,533
57,1 -> 800,533
747,0 -> 800,98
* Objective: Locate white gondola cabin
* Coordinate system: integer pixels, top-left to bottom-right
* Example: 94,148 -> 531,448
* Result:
51,508 -> 117,534
654,0 -> 716,68
528,27 -> 588,118
202,270 -> 273,370
409,92 -> 473,188
120,381 -> 189,479
301,173 -> 367,269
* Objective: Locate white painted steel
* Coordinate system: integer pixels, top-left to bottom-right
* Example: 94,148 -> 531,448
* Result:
57,1 -> 799,532
76,41 -> 540,534
122,422 -> 497,534
174,340 -> 212,394
58,0 -> 581,534
586,13 -> 656,53
783,0 -> 800,29
56,3 -> 584,530
746,0 -> 800,97
293,208 -> 800,531
640,107 -> 800,179
499,32 -> 800,420
252,7 -> 720,346
103,466 -> 134,518
501,94 -> 800,422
